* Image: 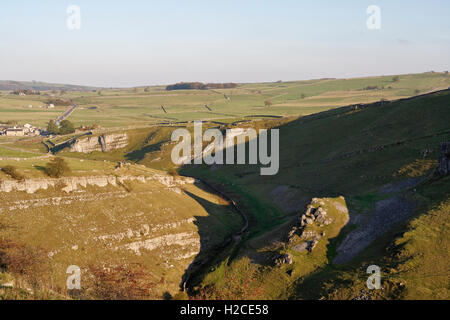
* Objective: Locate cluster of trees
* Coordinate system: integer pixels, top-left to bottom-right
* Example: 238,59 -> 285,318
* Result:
47,120 -> 75,135
11,89 -> 40,95
166,82 -> 237,91
363,85 -> 394,90
45,98 -> 72,106
363,85 -> 381,90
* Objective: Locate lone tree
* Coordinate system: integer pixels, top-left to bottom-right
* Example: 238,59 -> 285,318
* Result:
392,76 -> 400,82
47,120 -> 58,135
59,120 -> 75,135
300,93 -> 306,99
264,100 -> 273,107
44,157 -> 71,178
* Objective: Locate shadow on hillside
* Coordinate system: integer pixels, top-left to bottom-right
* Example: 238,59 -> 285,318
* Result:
174,89 -> 450,297
125,141 -> 168,162
179,189 -> 239,293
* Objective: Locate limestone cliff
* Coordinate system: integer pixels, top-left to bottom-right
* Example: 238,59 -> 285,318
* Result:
0,174 -> 195,194
70,133 -> 128,153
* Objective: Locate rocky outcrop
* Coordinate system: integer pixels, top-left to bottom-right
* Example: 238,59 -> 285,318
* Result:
286,198 -> 343,255
275,253 -> 293,266
69,136 -> 100,153
437,142 -> 450,176
120,232 -> 200,256
99,133 -> 128,152
0,174 -> 195,194
70,133 -> 128,153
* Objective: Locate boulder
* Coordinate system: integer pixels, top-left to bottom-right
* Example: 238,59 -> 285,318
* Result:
307,238 -> 320,252
292,242 -> 308,252
301,230 -> 319,241
275,253 -> 293,265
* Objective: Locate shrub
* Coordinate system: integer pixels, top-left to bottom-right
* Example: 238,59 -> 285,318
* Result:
172,291 -> 189,300
84,264 -> 158,299
264,100 -> 273,107
1,165 -> 24,181
168,168 -> 179,177
44,157 -> 71,178
166,82 -> 237,91
58,120 -> 75,135
45,98 -> 72,106
392,76 -> 400,82
47,120 -> 58,135
0,238 -> 49,289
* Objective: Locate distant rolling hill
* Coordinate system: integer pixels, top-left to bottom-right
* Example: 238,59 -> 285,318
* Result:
0,80 -> 99,92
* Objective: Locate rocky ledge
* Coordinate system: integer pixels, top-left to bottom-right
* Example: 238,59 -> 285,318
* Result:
0,174 -> 195,194
70,133 -> 128,153
287,200 -> 332,254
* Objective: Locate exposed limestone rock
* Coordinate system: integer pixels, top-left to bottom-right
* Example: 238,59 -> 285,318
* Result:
99,133 -> 128,152
313,207 -> 332,226
120,232 -> 200,256
292,242 -> 308,252
0,174 -> 195,194
275,253 -> 293,265
287,198 -> 342,252
70,136 -> 100,153
70,133 -> 128,153
300,230 -> 320,241
437,142 -> 450,176
334,196 -> 417,264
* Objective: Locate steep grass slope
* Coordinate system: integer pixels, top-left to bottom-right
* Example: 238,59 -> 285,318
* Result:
0,166 -> 242,299
180,89 -> 450,299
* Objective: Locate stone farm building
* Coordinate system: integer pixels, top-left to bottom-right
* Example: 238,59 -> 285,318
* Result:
4,127 -> 25,136
0,124 -> 40,137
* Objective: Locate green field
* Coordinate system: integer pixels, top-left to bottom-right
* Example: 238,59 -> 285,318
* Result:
1,72 -> 449,129
0,145 -> 41,159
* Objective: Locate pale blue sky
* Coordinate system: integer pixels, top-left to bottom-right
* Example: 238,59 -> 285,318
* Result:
1,0 -> 449,87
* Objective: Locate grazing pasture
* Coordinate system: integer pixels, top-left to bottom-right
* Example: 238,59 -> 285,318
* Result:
1,72 -> 448,128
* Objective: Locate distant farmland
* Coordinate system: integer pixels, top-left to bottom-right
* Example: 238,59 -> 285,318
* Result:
1,72 -> 449,128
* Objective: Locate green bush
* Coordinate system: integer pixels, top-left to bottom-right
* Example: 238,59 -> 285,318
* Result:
264,100 -> 273,107
47,120 -> 58,135
58,120 -> 75,135
44,157 -> 71,178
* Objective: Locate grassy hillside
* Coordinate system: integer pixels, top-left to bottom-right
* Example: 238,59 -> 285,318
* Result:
0,163 -> 242,299
1,76 -> 449,300
178,89 -> 450,299
0,80 -> 98,92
